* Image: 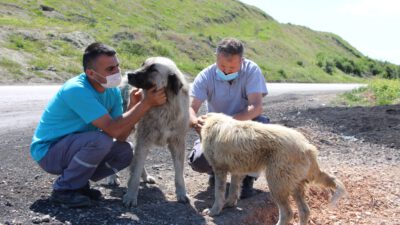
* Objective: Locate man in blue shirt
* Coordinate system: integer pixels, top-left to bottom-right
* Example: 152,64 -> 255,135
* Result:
31,42 -> 166,208
188,38 -> 269,199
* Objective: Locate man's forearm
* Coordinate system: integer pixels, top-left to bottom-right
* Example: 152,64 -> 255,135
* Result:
189,107 -> 199,127
233,104 -> 263,121
107,101 -> 151,138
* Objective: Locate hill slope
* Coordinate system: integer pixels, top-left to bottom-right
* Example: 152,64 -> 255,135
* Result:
0,0 -> 399,83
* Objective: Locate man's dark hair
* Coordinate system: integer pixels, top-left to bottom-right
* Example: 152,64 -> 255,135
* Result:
82,42 -> 116,71
216,38 -> 244,57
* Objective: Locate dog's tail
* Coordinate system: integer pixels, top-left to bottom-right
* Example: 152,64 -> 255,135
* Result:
307,145 -> 346,206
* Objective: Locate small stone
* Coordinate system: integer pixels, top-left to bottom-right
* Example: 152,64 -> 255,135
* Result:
41,215 -> 51,222
32,217 -> 41,224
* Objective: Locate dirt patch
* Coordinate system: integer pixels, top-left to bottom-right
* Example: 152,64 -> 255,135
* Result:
0,93 -> 399,225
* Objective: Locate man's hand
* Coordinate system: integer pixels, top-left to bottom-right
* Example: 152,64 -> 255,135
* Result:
142,86 -> 167,107
191,115 -> 207,134
129,88 -> 143,108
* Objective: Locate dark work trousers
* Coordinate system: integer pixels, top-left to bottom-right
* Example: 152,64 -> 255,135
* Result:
38,131 -> 133,190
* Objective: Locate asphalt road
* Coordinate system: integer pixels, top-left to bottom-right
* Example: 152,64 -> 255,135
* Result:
0,83 -> 364,134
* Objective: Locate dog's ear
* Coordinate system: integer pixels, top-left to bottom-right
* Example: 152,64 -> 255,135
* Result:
167,73 -> 183,95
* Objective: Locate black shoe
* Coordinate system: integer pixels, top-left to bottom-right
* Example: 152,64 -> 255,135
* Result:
51,190 -> 91,208
208,174 -> 215,187
78,183 -> 102,200
240,176 -> 257,199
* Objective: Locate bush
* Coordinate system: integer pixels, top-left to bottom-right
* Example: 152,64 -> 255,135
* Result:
342,79 -> 400,106
369,79 -> 400,105
324,60 -> 334,74
278,69 -> 287,78
296,60 -> 304,67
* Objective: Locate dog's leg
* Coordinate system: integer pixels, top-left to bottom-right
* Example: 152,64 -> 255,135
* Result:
123,144 -> 149,207
106,173 -> 121,186
225,174 -> 244,208
267,172 -> 293,225
293,184 -> 310,225
141,168 -> 156,184
168,140 -> 189,203
271,192 -> 293,225
203,170 -> 228,216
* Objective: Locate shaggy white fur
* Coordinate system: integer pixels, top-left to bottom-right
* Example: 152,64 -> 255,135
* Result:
201,113 -> 346,225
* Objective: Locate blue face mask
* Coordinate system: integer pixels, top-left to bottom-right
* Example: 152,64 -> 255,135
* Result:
216,68 -> 239,81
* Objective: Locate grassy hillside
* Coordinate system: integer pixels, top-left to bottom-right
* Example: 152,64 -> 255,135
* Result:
0,0 -> 399,83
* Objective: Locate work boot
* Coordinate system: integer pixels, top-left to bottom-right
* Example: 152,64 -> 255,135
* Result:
77,183 -> 102,200
51,190 -> 91,208
240,176 -> 257,199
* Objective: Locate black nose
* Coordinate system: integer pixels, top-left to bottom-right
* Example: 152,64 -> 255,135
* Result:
127,73 -> 138,86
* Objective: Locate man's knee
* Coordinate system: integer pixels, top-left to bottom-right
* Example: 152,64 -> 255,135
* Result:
187,140 -> 213,173
112,141 -> 134,169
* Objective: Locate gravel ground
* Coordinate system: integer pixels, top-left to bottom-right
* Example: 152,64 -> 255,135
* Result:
0,92 -> 399,225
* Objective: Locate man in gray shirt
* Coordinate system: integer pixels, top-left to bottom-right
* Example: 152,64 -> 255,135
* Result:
188,38 -> 269,198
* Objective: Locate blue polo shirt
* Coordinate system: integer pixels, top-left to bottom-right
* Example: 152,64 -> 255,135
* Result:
190,58 -> 268,115
30,73 -> 123,162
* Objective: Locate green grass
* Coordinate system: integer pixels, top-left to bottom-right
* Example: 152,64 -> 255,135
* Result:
340,79 -> 400,106
0,0 -> 399,82
0,57 -> 24,78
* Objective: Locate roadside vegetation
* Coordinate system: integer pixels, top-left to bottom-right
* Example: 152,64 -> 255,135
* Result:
1,0 -> 399,83
339,79 -> 400,106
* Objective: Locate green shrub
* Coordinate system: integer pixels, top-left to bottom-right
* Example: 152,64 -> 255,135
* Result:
278,69 -> 287,78
296,60 -> 304,67
369,79 -> 400,105
341,79 -> 400,106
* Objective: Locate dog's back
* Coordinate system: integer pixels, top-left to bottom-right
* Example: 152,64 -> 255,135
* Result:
201,113 -> 314,173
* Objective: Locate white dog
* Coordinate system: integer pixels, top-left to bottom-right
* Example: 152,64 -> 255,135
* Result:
201,113 -> 346,225
116,57 -> 190,207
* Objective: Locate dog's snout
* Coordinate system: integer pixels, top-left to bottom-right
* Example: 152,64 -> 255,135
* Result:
127,72 -> 139,86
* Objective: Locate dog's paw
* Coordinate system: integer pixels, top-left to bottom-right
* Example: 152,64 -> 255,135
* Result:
106,175 -> 121,186
122,193 -> 138,207
143,175 -> 156,184
224,199 -> 237,208
202,208 -> 220,216
177,194 -> 190,204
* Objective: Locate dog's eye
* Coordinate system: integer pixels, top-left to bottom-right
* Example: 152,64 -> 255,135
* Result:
147,64 -> 158,73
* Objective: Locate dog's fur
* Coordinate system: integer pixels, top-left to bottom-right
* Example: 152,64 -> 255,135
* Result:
201,113 -> 346,225
118,57 -> 190,207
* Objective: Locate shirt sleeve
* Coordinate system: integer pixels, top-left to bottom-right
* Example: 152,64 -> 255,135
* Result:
190,69 -> 209,102
245,64 -> 268,97
61,86 -> 108,124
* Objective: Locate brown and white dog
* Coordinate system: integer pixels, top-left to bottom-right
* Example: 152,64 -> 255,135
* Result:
201,113 -> 346,225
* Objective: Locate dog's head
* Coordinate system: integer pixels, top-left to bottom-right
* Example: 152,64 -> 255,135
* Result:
127,57 -> 184,95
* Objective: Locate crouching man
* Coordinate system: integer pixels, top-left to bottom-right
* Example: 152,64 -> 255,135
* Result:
187,38 -> 269,198
30,42 -> 166,207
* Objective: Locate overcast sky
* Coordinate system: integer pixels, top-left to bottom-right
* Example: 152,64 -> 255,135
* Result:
239,0 -> 400,65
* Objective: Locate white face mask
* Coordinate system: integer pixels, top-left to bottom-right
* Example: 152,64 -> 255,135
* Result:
93,71 -> 121,88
